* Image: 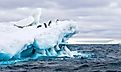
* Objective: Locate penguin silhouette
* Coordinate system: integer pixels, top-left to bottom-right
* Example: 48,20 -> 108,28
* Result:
37,25 -> 42,28
44,23 -> 47,28
56,19 -> 59,22
48,20 -> 52,26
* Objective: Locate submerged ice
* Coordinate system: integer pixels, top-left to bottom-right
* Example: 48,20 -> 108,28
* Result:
0,8 -> 85,64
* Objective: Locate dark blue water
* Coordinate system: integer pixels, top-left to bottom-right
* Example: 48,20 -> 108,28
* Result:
0,44 -> 121,72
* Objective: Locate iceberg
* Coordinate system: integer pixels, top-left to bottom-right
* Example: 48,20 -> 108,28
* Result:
0,8 -> 85,64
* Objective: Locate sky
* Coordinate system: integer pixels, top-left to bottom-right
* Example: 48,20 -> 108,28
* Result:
0,0 -> 121,39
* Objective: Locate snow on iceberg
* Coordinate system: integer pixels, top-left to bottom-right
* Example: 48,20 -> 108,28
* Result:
0,8 -> 82,64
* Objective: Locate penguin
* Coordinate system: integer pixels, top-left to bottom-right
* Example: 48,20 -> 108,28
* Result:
44,23 -> 47,28
37,25 -> 42,28
48,20 -> 52,26
56,19 -> 59,23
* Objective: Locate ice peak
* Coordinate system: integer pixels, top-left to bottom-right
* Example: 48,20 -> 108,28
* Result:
32,8 -> 41,24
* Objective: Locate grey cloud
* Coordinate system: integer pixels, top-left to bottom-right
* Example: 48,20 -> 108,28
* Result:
51,0 -> 112,9
0,0 -> 120,39
0,8 -> 39,22
0,0 -> 54,9
0,0 -> 113,9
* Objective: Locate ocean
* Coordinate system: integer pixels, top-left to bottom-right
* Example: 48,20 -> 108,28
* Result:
0,44 -> 121,72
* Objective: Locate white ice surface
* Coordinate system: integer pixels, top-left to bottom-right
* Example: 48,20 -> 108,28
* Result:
0,20 -> 76,57
0,8 -> 77,60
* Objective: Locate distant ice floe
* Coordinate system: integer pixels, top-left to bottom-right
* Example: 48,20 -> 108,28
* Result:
65,38 -> 121,44
0,8 -> 85,64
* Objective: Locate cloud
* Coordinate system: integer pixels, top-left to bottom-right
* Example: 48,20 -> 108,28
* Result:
0,0 -> 120,39
0,8 -> 42,22
0,0 -> 115,9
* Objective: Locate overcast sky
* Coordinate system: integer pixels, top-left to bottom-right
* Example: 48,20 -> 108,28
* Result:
0,0 -> 121,39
